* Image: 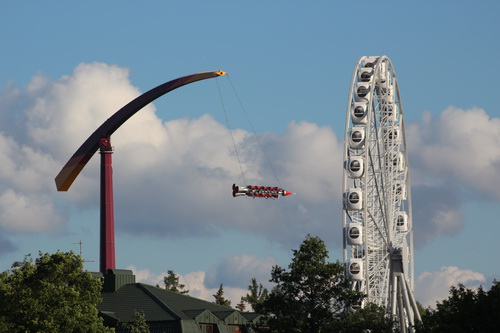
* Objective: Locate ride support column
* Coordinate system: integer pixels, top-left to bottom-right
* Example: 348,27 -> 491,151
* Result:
99,136 -> 115,274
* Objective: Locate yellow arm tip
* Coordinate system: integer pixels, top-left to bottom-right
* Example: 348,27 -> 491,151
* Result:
215,70 -> 227,76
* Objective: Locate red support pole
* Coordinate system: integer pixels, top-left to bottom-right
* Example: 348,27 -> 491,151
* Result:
99,136 -> 115,274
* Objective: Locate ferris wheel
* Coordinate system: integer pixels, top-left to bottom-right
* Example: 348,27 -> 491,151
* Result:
342,56 -> 421,331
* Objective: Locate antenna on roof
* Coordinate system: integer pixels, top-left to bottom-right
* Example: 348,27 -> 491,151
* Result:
70,240 -> 95,263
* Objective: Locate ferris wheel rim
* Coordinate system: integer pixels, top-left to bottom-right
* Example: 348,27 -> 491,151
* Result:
342,56 -> 414,307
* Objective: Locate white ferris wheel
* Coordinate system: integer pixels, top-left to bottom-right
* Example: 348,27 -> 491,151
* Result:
342,56 -> 421,331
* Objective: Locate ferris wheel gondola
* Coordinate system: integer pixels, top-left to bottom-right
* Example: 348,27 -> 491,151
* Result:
342,56 -> 421,332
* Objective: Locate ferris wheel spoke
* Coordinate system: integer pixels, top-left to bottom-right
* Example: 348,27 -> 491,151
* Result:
365,209 -> 389,248
367,149 -> 389,232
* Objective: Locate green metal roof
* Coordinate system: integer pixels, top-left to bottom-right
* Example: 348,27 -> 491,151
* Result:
99,283 -> 180,322
98,282 -> 261,330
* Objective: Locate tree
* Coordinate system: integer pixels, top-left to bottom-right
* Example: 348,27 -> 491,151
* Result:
0,251 -> 113,333
259,234 -> 363,332
236,298 -> 246,312
163,270 -> 189,294
119,310 -> 150,333
213,284 -> 231,307
241,277 -> 269,312
339,303 -> 394,333
422,280 -> 500,332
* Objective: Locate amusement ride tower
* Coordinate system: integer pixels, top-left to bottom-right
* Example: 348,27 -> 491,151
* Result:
55,70 -> 226,274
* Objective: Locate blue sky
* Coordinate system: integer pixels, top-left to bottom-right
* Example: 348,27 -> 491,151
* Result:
1,1 -> 499,307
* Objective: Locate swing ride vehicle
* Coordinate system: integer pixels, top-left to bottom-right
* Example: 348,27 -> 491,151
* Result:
232,184 -> 295,199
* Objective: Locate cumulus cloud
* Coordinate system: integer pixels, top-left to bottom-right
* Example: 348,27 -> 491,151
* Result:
127,265 -> 249,307
406,107 -> 500,246
112,116 -> 344,248
0,61 -> 345,272
0,119 -> 63,234
2,62 -> 499,276
205,254 -> 275,289
127,265 -> 166,287
0,63 -> 339,252
182,270 -> 251,307
24,63 -> 143,159
415,266 -> 486,308
5,63 -> 342,246
0,189 -> 62,233
407,107 -> 500,199
411,184 -> 464,246
131,263 -> 490,310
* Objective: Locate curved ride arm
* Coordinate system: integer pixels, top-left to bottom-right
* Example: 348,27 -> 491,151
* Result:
55,70 -> 227,191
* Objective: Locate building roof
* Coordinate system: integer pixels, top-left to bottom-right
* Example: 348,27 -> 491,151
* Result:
98,283 -> 259,329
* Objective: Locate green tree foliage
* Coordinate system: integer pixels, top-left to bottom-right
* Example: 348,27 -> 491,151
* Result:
0,251 -> 113,333
241,277 -> 269,312
258,234 -> 364,332
422,280 -> 500,332
236,298 -> 246,312
119,310 -> 150,333
416,301 -> 426,320
339,303 -> 394,333
213,283 -> 231,307
163,270 -> 189,294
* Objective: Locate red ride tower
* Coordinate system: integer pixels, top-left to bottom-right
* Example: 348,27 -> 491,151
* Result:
99,136 -> 115,273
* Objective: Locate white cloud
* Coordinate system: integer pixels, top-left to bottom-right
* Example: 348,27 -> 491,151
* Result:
0,189 -> 62,233
127,265 -> 249,307
257,121 -> 343,204
407,106 -> 500,199
24,63 -> 144,159
111,116 -> 344,248
7,62 -> 344,248
2,63 -> 500,321
0,132 -> 63,233
126,265 -> 165,287
0,135 -> 59,193
205,254 -> 275,289
130,264 -> 489,311
405,106 -> 500,246
128,255 -> 278,307
415,266 -> 486,308
181,271 -> 250,307
2,62 -> 500,275
411,184 -> 464,247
